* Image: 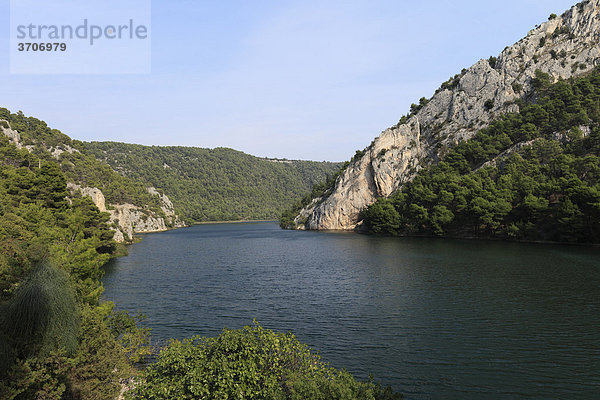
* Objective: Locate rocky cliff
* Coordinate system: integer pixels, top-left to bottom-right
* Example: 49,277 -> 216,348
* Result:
294,0 -> 600,230
67,183 -> 184,242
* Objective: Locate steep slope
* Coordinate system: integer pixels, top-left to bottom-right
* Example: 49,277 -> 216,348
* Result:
83,142 -> 342,222
290,0 -> 600,230
361,69 -> 600,243
0,109 -> 183,241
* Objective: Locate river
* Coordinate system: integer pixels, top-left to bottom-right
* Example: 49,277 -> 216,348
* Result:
102,222 -> 600,399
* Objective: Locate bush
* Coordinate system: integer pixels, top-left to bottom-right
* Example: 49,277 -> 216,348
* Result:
131,322 -> 402,400
531,69 -> 552,90
0,262 -> 78,361
512,82 -> 523,93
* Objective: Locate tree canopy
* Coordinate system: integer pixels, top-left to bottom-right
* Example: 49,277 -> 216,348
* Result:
84,142 -> 342,222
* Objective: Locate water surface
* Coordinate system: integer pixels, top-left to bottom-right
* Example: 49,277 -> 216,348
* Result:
102,222 -> 600,399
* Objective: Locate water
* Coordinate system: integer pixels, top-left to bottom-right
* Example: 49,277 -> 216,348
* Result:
102,222 -> 600,399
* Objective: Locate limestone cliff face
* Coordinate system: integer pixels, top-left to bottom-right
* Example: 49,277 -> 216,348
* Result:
295,0 -> 600,230
67,183 -> 184,242
0,120 -> 22,149
146,186 -> 184,228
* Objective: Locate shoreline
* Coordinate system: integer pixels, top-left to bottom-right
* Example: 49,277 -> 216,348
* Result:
194,219 -> 277,225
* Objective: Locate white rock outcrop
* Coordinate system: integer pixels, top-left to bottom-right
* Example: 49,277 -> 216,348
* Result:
295,0 -> 600,230
146,186 -> 185,228
0,120 -> 23,149
67,183 -> 184,242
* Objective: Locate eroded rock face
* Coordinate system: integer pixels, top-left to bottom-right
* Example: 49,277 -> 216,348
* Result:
147,187 -> 185,228
50,145 -> 79,159
296,0 -> 600,230
67,183 -> 106,211
67,184 -> 184,242
0,120 -> 23,149
108,203 -> 168,241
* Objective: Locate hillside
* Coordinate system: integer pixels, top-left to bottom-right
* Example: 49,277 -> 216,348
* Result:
0,108 -> 184,241
361,68 -> 600,243
285,0 -> 600,231
83,142 -> 342,222
0,111 -> 144,397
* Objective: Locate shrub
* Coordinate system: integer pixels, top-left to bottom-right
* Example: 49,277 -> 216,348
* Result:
531,69 -> 552,89
484,99 -> 494,110
512,82 -> 523,93
131,322 -> 402,400
437,73 -> 462,93
548,13 -> 557,20
0,263 -> 78,360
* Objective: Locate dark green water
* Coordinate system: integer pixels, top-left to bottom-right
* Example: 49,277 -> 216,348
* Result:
102,222 -> 600,399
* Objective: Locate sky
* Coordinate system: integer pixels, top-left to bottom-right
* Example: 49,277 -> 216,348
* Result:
0,0 -> 579,161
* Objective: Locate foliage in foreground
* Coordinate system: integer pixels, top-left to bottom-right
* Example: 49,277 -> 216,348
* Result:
361,68 -> 600,243
0,129 -> 151,399
0,263 -> 78,363
131,322 -> 402,400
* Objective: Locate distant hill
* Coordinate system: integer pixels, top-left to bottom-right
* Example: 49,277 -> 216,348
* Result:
83,142 -> 342,222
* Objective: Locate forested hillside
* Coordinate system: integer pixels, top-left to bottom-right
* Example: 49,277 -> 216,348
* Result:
84,142 -> 342,222
0,108 -> 167,217
0,129 -> 151,398
359,68 -> 600,243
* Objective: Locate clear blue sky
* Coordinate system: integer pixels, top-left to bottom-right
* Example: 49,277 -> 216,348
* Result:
0,0 -> 578,161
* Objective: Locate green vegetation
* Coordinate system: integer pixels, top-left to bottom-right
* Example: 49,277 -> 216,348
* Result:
437,71 -> 464,93
1,263 -> 78,360
360,68 -> 600,243
512,82 -> 523,93
0,126 -> 150,398
83,142 -> 342,223
1,110 -> 396,398
0,108 -> 169,221
131,322 -> 401,400
409,97 -> 430,115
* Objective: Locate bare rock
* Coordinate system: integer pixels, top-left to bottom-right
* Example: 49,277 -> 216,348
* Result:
296,0 -> 600,230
